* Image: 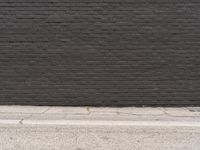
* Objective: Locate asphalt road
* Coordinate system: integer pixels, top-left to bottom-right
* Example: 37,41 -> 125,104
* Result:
0,125 -> 200,150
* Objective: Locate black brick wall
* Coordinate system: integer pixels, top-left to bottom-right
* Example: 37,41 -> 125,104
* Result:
0,0 -> 200,106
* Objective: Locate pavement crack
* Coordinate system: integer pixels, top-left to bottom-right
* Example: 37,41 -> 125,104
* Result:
86,107 -> 90,114
42,107 -> 51,114
162,108 -> 172,117
19,118 -> 23,124
18,114 -> 33,124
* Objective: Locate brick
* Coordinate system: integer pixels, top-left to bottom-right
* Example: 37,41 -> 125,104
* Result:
0,0 -> 199,106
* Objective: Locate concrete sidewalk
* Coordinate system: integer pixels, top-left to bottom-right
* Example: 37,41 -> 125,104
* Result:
0,106 -> 200,126
0,106 -> 200,150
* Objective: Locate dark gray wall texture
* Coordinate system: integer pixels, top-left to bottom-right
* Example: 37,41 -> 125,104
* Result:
0,0 -> 200,106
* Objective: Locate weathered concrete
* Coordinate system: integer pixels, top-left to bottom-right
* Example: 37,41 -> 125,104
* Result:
0,106 -> 200,150
0,125 -> 200,150
0,106 -> 200,125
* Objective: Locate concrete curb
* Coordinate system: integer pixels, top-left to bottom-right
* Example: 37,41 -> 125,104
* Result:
1,120 -> 200,127
0,106 -> 200,127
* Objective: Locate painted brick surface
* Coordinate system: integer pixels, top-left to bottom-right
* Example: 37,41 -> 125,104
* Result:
0,0 -> 200,106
